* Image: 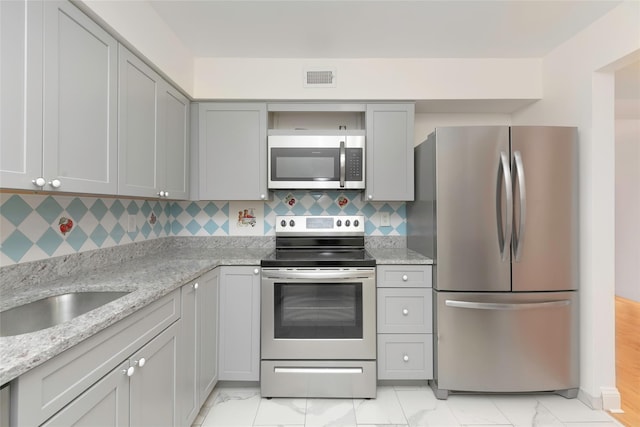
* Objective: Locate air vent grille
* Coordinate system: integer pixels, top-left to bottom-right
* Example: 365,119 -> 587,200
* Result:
304,68 -> 336,88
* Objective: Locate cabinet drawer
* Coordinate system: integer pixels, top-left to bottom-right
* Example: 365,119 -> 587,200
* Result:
377,334 -> 433,380
377,265 -> 432,288
12,290 -> 180,427
377,288 -> 432,334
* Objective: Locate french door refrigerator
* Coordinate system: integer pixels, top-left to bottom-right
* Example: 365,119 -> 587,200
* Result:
407,126 -> 579,399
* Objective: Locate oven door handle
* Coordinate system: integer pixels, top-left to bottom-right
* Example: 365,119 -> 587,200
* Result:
262,270 -> 374,280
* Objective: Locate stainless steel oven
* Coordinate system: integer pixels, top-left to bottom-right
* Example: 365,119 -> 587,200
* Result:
260,215 -> 377,398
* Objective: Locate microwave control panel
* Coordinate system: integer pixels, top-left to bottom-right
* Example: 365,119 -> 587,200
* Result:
346,148 -> 363,181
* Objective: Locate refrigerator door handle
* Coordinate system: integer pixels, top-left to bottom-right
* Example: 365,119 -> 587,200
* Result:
445,299 -> 571,311
513,151 -> 527,262
496,152 -> 513,261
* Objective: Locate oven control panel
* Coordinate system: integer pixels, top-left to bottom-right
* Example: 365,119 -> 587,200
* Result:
275,215 -> 365,235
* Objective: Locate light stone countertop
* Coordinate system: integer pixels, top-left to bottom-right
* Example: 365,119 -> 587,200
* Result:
0,239 -> 431,386
0,246 -> 270,386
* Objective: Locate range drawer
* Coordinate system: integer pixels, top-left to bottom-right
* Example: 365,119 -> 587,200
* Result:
377,265 -> 432,288
377,334 -> 433,380
377,287 -> 432,334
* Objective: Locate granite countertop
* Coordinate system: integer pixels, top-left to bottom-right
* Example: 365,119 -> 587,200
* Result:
367,247 -> 433,265
0,246 -> 271,386
0,239 -> 431,386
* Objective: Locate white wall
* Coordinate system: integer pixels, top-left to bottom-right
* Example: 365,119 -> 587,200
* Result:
193,57 -> 541,101
615,118 -> 640,302
512,0 -> 640,410
413,113 -> 511,146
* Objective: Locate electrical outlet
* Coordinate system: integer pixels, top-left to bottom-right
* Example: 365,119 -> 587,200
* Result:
380,211 -> 391,227
127,214 -> 136,232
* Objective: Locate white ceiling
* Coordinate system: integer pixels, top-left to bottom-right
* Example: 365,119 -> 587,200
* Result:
148,0 -> 623,59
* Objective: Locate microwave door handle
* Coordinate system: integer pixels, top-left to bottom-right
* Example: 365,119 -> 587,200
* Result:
339,140 -> 346,188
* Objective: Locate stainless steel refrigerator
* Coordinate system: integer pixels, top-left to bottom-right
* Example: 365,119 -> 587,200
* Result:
407,126 -> 579,399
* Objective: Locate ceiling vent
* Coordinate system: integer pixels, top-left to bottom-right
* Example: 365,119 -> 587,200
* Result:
303,68 -> 336,88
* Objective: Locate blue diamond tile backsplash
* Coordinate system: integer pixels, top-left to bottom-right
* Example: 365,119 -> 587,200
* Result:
0,191 -> 406,265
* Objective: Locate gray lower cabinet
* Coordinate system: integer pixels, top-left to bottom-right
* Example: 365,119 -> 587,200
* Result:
10,290 -> 180,426
194,103 -> 268,201
178,269 -> 219,427
365,103 -> 415,201
376,264 -> 433,380
218,266 -> 261,381
1,0 -> 118,194
40,360 -> 130,427
43,322 -> 179,427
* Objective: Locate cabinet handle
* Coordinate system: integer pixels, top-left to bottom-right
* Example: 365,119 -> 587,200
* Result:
193,282 -> 199,290
134,358 -> 146,368
402,274 -> 408,281
254,268 -> 259,275
123,366 -> 135,377
32,177 -> 46,188
402,308 -> 409,316
403,355 -> 409,362
48,179 -> 61,188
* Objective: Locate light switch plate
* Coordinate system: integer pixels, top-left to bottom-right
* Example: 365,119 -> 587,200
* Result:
380,211 -> 391,227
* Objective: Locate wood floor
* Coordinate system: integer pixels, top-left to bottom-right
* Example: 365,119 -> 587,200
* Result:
611,296 -> 640,427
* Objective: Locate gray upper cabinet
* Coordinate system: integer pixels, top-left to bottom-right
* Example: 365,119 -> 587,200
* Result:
196,103 -> 267,200
0,0 -> 43,190
118,46 -> 162,198
118,46 -> 189,199
365,103 -> 415,201
1,0 -> 118,194
161,82 -> 190,200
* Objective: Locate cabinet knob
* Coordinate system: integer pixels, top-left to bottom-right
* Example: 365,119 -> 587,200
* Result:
368,194 -> 373,200
254,268 -> 259,275
48,179 -> 62,188
193,282 -> 199,290
164,191 -> 169,198
402,274 -> 408,281
134,358 -> 146,368
402,308 -> 409,316
403,355 -> 409,362
32,177 -> 46,188
260,194 -> 266,200
158,190 -> 165,197
124,366 -> 135,377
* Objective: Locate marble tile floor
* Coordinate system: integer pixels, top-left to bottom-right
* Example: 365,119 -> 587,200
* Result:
191,384 -> 622,427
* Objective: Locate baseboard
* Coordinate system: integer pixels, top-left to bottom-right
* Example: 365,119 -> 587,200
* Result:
578,387 -> 622,411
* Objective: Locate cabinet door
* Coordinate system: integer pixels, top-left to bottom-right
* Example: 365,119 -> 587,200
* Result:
0,0 -> 43,190
41,1 -> 118,194
177,282 -> 198,427
219,266 -> 260,380
198,103 -> 267,200
129,322 -> 178,427
118,46 -> 162,198
41,361 -> 130,427
365,103 -> 415,201
198,268 -> 219,405
160,81 -> 190,200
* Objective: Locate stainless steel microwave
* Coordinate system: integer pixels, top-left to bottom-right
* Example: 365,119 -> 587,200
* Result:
268,134 -> 365,190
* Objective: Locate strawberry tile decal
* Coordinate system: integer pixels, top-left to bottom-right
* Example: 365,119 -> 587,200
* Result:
285,193 -> 296,207
59,216 -> 73,235
149,212 -> 157,225
338,196 -> 349,208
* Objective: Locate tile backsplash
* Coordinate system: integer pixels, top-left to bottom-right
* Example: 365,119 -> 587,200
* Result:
1,191 -> 405,265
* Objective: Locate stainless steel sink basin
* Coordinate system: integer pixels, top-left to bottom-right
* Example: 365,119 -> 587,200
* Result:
0,291 -> 130,337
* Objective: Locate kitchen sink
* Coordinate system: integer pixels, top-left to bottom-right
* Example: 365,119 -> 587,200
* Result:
0,291 -> 130,337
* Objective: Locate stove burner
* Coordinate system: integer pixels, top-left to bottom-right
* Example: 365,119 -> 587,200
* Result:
261,215 -> 376,268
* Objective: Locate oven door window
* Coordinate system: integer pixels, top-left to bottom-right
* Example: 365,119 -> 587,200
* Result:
271,148 -> 339,181
274,283 -> 362,339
